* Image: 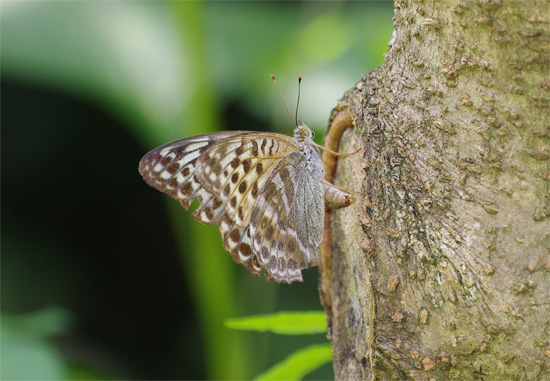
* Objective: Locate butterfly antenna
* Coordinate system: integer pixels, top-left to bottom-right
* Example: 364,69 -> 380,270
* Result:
295,76 -> 301,125
271,74 -> 297,127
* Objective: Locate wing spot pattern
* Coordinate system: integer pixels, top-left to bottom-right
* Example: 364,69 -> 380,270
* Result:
230,157 -> 240,168
167,163 -> 180,174
256,162 -> 264,174
180,182 -> 194,197
168,178 -> 178,189
266,226 -> 274,241
251,183 -> 259,197
269,255 -> 277,269
229,229 -> 240,243
240,242 -> 252,256
288,239 -> 296,252
261,247 -> 270,262
238,181 -> 247,194
235,144 -> 245,155
251,141 -> 259,156
212,198 -> 222,209
223,184 -> 231,197
242,159 -> 252,173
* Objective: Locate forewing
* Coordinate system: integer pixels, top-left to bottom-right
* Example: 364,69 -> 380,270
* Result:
138,131 -> 248,223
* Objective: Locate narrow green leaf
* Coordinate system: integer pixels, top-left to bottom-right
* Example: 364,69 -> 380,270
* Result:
225,311 -> 327,335
254,344 -> 332,381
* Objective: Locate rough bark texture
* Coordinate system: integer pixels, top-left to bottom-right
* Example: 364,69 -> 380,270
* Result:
321,0 -> 549,379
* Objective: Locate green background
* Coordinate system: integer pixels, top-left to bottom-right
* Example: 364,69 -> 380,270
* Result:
1,1 -> 393,379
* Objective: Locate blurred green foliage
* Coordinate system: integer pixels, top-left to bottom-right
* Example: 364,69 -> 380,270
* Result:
255,344 -> 333,381
2,308 -> 72,380
1,1 -> 393,380
225,311 -> 327,335
226,311 -> 329,379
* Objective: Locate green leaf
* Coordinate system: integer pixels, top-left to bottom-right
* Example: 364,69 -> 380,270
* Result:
254,344 -> 332,381
225,311 -> 327,335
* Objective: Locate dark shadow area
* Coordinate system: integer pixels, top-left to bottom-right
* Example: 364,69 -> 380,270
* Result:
1,78 -> 205,379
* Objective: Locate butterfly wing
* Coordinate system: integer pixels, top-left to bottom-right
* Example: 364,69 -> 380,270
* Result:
139,131 -> 318,282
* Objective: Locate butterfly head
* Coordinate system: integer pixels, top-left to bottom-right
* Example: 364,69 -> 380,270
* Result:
294,121 -> 315,142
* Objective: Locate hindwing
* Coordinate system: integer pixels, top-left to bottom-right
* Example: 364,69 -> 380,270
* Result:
247,152 -> 325,282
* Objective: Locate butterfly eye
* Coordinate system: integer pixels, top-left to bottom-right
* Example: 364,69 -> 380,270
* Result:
298,127 -> 310,137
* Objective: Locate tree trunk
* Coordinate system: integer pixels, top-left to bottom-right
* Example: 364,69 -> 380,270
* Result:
320,0 -> 549,379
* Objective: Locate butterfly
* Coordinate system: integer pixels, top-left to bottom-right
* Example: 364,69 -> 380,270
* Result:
139,78 -> 356,283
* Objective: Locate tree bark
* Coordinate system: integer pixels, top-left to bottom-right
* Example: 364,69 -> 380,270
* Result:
320,0 -> 549,379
